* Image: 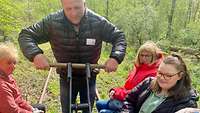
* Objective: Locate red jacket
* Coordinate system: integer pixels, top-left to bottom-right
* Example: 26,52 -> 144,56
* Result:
112,57 -> 163,101
0,74 -> 33,113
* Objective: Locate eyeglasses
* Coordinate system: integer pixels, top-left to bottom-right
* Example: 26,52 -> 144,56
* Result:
157,71 -> 181,80
139,54 -> 152,58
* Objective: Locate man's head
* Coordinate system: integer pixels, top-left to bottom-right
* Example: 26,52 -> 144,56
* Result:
61,0 -> 86,25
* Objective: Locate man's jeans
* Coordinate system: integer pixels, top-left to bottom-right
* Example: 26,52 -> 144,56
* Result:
60,74 -> 96,113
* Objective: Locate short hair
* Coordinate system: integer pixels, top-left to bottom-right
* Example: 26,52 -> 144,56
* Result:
151,54 -> 191,100
0,42 -> 18,61
135,41 -> 163,66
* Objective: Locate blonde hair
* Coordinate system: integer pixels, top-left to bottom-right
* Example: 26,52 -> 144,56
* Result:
135,41 -> 162,66
0,42 -> 18,61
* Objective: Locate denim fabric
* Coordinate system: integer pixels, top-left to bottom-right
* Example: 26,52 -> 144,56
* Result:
99,109 -> 116,113
108,99 -> 123,111
96,99 -> 123,113
96,100 -> 110,112
60,74 -> 96,113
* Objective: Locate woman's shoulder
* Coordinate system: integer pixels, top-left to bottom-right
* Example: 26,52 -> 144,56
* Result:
187,88 -> 199,106
166,89 -> 198,110
179,88 -> 199,104
132,77 -> 155,92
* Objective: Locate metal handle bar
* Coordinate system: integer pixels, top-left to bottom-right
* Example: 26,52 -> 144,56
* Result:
50,63 -> 105,69
71,103 -> 89,110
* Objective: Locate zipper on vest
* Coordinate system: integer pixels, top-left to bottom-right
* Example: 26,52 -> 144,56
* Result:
75,31 -> 81,62
75,32 -> 79,40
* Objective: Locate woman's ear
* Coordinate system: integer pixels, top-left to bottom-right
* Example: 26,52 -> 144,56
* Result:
178,71 -> 184,80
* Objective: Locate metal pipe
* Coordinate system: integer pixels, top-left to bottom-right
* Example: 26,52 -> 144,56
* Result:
50,63 -> 105,69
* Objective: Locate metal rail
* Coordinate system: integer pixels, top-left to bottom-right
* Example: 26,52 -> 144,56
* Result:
50,63 -> 105,69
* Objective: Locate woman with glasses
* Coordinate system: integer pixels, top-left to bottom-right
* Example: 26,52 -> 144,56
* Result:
96,41 -> 164,113
124,54 -> 198,113
0,43 -> 45,113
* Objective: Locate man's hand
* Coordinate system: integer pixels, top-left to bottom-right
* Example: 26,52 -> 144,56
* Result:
104,58 -> 118,73
33,54 -> 49,70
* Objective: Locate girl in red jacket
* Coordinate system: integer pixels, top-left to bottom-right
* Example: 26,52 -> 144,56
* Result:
0,43 -> 45,113
96,41 -> 164,113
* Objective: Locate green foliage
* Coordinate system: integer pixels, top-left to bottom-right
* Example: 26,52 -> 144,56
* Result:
46,75 -> 60,113
178,29 -> 200,47
48,78 -> 59,96
0,0 -> 60,36
86,0 -> 107,16
86,0 -> 200,49
24,0 -> 61,23
186,58 -> 200,105
0,0 -> 22,33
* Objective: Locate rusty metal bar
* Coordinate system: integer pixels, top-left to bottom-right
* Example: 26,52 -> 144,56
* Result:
50,63 -> 105,69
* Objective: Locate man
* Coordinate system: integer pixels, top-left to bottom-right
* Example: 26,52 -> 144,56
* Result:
18,0 -> 127,112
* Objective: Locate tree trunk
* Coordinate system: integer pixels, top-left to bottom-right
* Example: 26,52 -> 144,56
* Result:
155,0 -> 161,7
184,0 -> 193,28
106,0 -> 109,20
193,0 -> 200,22
166,0 -> 177,39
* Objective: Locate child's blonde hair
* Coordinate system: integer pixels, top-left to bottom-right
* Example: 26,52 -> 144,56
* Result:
0,42 -> 18,61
